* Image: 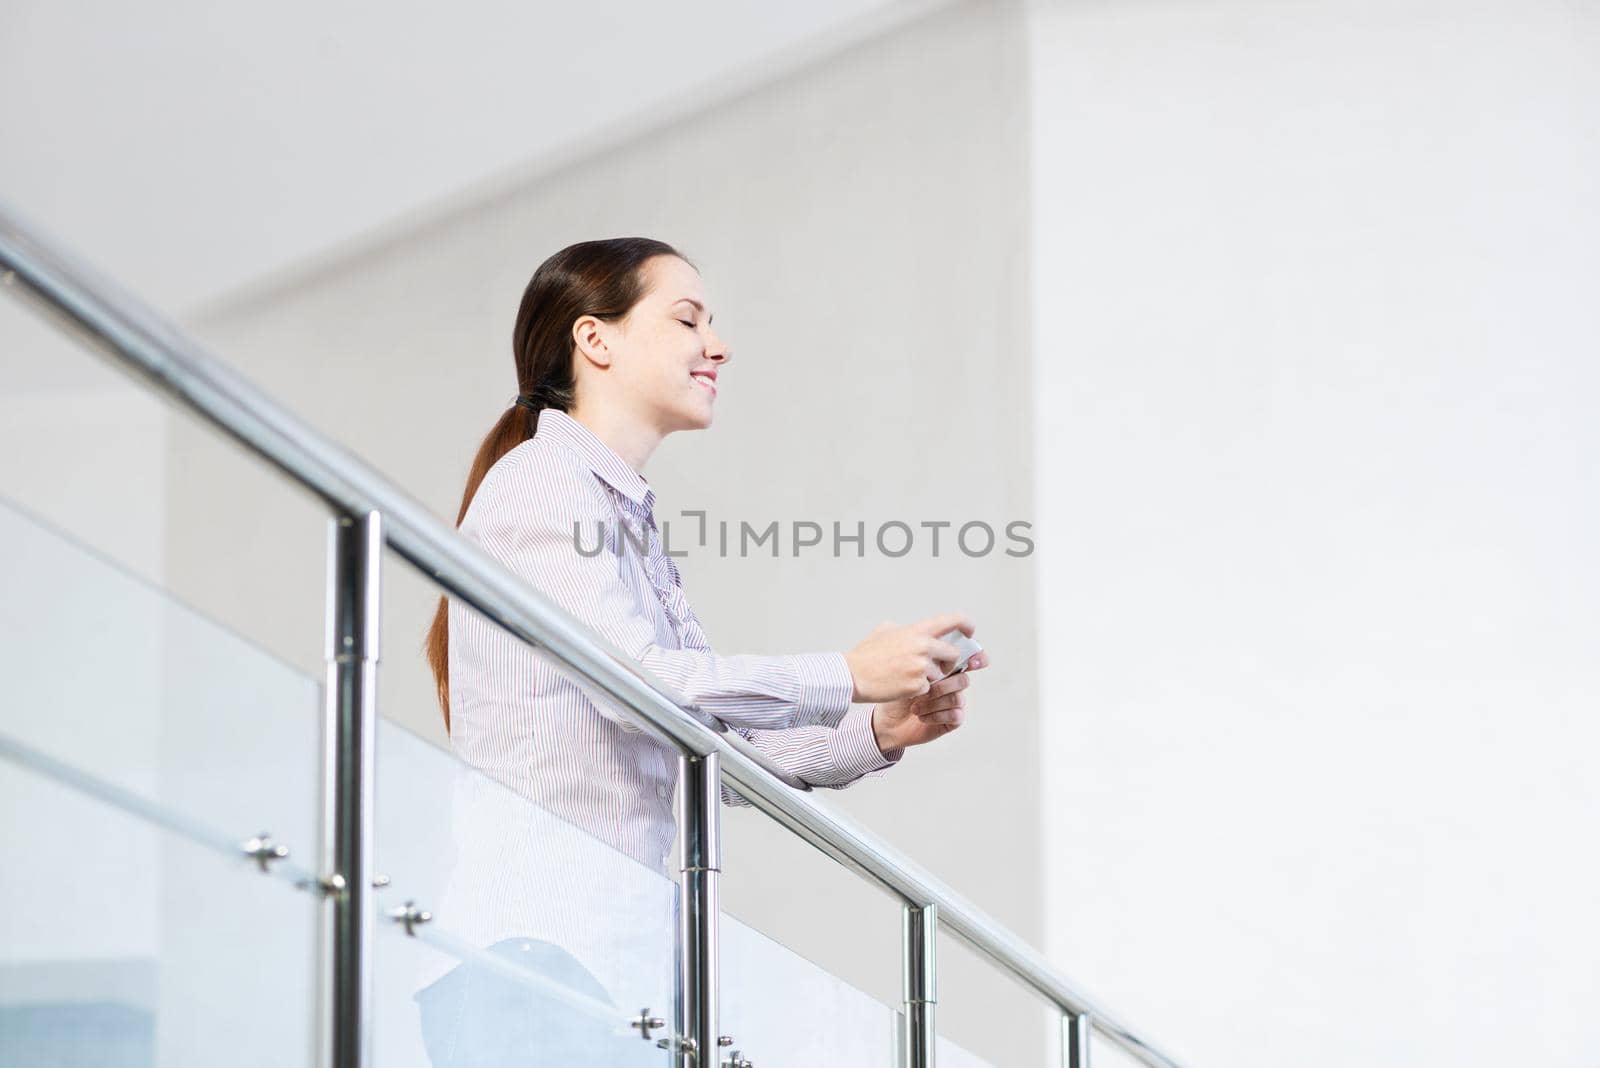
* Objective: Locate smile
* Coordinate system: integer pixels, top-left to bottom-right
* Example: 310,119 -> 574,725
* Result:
690,372 -> 718,396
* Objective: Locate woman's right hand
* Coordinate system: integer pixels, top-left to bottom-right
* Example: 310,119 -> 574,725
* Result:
843,614 -> 975,704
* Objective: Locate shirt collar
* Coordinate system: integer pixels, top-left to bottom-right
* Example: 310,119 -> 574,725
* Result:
534,408 -> 655,514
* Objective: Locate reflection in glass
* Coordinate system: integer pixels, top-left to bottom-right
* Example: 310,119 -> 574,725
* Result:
375,722 -> 673,1067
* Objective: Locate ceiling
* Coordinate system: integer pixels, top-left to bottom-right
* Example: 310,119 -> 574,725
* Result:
0,0 -> 939,319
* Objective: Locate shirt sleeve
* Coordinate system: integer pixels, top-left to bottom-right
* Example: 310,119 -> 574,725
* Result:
461,445 -> 852,732
717,704 -> 903,807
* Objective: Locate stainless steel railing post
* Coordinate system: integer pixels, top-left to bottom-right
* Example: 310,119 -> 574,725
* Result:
676,751 -> 721,1066
1064,1010 -> 1092,1068
902,902 -> 937,1068
319,512 -> 382,1068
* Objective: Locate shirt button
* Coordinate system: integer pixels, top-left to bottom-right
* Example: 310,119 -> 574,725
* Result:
656,784 -> 670,800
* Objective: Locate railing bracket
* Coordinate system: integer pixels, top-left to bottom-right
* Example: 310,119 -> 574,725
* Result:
386,900 -> 433,937
241,833 -> 289,872
631,1010 -> 667,1040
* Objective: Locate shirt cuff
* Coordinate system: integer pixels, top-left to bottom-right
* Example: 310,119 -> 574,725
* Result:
791,651 -> 854,726
827,702 -> 902,779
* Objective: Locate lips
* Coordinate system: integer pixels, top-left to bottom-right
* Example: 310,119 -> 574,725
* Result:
690,370 -> 718,396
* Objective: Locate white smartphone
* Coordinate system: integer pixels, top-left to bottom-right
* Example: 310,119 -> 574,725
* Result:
936,628 -> 983,677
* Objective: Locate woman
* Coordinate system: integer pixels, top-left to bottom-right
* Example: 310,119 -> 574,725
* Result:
417,238 -> 987,1064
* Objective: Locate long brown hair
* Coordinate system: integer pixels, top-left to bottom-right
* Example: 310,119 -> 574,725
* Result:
426,237 -> 688,731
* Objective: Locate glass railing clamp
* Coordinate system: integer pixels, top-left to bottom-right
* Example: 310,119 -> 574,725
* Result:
240,832 -> 289,872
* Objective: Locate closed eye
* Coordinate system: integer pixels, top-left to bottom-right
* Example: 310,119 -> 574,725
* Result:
677,319 -> 696,328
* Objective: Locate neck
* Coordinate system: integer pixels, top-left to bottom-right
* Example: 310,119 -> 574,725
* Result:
565,402 -> 663,474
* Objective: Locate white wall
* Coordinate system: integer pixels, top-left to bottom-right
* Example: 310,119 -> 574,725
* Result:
1030,1 -> 1600,1064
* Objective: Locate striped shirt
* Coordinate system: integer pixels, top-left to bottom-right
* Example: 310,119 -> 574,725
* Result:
446,407 -> 899,872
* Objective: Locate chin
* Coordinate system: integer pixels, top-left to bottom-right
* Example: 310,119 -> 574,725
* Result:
688,392 -> 719,429
668,403 -> 715,433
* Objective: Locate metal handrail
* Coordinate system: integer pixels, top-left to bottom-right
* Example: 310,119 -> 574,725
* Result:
0,201 -> 1186,1068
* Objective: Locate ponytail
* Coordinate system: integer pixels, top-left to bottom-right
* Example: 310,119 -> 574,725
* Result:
424,403 -> 542,731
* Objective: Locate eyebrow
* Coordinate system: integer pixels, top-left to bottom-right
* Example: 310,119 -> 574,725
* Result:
673,297 -> 714,324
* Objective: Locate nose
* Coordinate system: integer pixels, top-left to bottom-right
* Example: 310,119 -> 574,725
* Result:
706,327 -> 731,364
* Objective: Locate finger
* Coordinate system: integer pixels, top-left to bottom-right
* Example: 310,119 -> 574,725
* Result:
917,648 -> 959,683
919,706 -> 966,727
922,673 -> 969,699
917,691 -> 966,715
915,719 -> 962,743
923,637 -> 961,663
966,652 -> 989,672
913,612 -> 975,639
921,681 -> 966,703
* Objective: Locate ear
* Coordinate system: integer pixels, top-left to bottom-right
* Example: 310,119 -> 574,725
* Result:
572,315 -> 613,370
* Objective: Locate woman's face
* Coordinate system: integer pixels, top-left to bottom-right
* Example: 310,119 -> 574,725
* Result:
612,255 -> 730,433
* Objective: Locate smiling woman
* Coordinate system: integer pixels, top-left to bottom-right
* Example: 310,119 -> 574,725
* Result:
417,238 -> 985,1067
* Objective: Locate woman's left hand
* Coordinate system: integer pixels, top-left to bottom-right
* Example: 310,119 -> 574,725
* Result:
870,651 -> 990,754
